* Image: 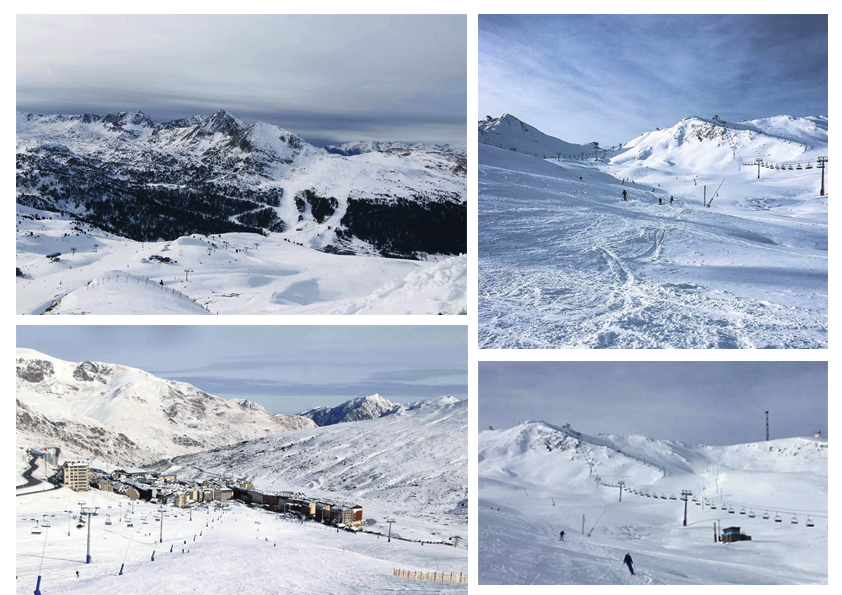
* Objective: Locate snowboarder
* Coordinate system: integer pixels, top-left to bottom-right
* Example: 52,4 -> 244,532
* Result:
559,530 -> 566,542
75,571 -> 80,578
623,553 -> 635,575
622,189 -> 628,201
658,197 -> 663,205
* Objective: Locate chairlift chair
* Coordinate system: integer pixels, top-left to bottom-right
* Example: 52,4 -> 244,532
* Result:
796,163 -> 803,170
695,500 -> 701,506
728,506 -> 735,514
774,513 -> 782,523
762,510 -> 770,520
748,509 -> 756,518
740,507 -> 746,515
805,163 -> 813,169
788,164 -> 794,170
105,515 -> 112,526
791,514 -> 798,525
41,519 -> 50,527
669,495 -> 677,500
710,503 -> 717,510
806,516 -> 815,527
31,522 -> 41,535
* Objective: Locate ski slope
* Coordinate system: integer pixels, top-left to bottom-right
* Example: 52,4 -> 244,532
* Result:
16,206 -> 466,315
478,115 -> 827,348
478,422 -> 827,585
154,398 -> 468,543
16,490 -> 466,595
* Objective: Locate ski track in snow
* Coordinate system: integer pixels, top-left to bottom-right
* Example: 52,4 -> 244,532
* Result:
478,145 -> 827,348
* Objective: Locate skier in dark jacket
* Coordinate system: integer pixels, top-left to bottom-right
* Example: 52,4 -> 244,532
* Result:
622,189 -> 627,201
623,553 -> 635,575
670,196 -> 674,204
559,530 -> 566,541
658,197 -> 663,205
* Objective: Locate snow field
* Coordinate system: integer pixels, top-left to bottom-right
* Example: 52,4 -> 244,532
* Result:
16,491 -> 466,595
16,207 -> 466,315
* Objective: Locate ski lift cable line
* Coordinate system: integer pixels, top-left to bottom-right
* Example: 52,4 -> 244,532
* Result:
606,481 -> 827,518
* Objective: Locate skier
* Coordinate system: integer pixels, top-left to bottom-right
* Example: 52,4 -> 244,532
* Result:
76,571 -> 80,579
658,197 -> 663,205
623,553 -> 635,575
559,530 -> 566,542
670,196 -> 674,204
622,189 -> 628,201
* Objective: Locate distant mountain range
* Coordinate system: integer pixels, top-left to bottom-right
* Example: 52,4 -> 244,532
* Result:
299,394 -> 461,426
17,109 -> 467,259
479,112 -> 828,171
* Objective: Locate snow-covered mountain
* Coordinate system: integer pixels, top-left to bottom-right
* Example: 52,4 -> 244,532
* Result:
298,394 -> 402,426
611,114 -> 828,172
478,113 -> 828,348
16,109 -> 466,259
231,398 -> 268,413
324,140 -> 465,161
15,348 -> 315,467
478,113 -> 596,157
479,421 -> 827,584
158,397 -> 468,524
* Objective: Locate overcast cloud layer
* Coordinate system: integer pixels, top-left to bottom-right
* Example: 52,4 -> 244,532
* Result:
479,361 -> 827,446
17,326 -> 468,415
479,14 -> 828,146
17,14 -> 467,147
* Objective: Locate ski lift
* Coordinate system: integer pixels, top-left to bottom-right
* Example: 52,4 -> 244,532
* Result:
806,516 -> 815,528
790,514 -> 798,525
710,503 -> 717,510
31,522 -> 41,535
762,511 -> 769,520
805,162 -> 814,169
748,509 -> 756,518
105,515 -> 112,526
788,164 -> 794,170
695,500 -> 701,506
76,523 -> 84,529
796,163 -> 803,170
728,506 -> 735,514
740,507 -> 746,515
41,519 -> 51,528
660,494 -> 667,500
669,495 -> 677,500
774,513 -> 782,523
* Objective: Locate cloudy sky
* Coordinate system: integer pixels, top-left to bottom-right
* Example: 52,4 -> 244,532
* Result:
479,14 -> 828,146
17,14 -> 467,147
479,361 -> 827,445
17,326 -> 467,414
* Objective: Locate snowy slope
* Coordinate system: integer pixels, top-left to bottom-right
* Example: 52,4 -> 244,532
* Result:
16,205 -> 467,315
15,493 -> 466,595
16,348 -> 314,468
478,114 -> 827,348
478,114 -> 595,157
299,394 -> 402,426
478,422 -> 827,584
156,397 -> 468,533
17,109 -> 466,259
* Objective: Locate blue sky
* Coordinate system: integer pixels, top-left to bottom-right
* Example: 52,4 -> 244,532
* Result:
17,326 -> 467,414
479,361 -> 827,445
479,15 -> 828,146
17,15 -> 467,147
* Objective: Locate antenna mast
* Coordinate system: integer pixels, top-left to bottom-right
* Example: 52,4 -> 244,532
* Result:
765,410 -> 770,441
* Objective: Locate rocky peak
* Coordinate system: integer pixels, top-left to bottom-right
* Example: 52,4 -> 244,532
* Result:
16,358 -> 55,383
